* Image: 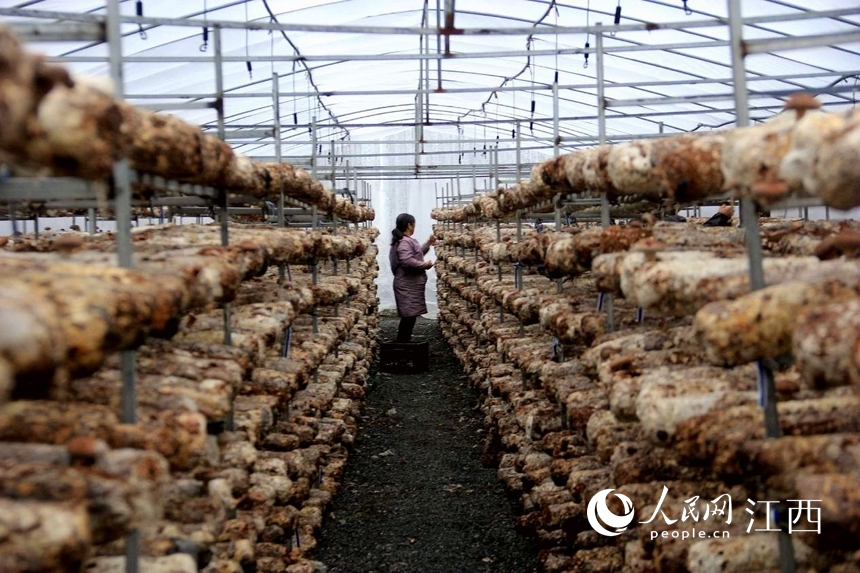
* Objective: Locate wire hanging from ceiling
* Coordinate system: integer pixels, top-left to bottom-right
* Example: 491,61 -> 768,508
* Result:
136,1 -> 147,39
494,90 -> 500,149
269,24 -> 275,76
458,122 -> 463,164
529,38 -> 535,134
611,0 -> 622,37
261,0 -> 349,138
456,1 -> 556,124
307,71 -> 312,135
482,107 -> 487,156
511,78 -> 517,139
292,62 -> 298,125
245,0 -> 253,78
199,0 -> 208,52
553,0 -> 559,84
583,0 -> 591,68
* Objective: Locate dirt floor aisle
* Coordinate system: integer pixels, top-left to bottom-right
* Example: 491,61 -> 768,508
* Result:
316,317 -> 540,573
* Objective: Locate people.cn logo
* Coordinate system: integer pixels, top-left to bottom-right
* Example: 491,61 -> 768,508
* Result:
587,489 -> 635,537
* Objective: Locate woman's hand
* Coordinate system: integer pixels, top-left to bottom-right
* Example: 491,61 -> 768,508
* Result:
423,261 -> 434,269
426,235 -> 437,246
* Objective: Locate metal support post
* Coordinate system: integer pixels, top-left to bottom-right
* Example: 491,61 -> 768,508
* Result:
273,72 -> 284,226
552,86 -> 563,293
107,0 -> 138,569
596,26 -> 615,332
729,0 -> 793,569
330,140 -> 336,192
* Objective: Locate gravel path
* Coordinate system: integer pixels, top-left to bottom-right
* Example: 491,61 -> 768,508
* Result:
316,317 -> 540,573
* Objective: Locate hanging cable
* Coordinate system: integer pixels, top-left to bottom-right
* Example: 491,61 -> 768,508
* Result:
553,0 -> 559,81
199,0 -> 208,52
583,0 -> 591,68
511,78 -> 517,139
458,123 -> 463,164
482,106 -> 487,156
529,38 -> 535,134
245,0 -> 253,78
611,0 -> 622,37
494,91 -> 500,147
261,0 -> 349,138
292,61 -> 298,125
136,1 -> 147,39
269,23 -> 274,76
682,0 -> 692,16
307,72 -> 312,134
455,3 -> 554,125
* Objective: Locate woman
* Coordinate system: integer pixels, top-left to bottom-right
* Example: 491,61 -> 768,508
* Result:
389,213 -> 436,343
702,203 -> 735,227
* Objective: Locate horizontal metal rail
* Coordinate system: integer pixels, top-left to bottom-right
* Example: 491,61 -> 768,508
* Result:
744,30 -> 860,54
213,100 -> 850,130
118,70 -> 856,99
10,21 -> 105,41
3,6 -> 857,36
607,83 -> 858,107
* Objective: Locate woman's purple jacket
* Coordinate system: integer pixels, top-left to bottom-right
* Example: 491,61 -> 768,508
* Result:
389,235 -> 430,318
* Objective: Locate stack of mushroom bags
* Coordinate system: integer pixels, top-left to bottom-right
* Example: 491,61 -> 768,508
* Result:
0,224 -> 381,573
435,212 -> 859,569
0,24 -> 376,224
433,94 -> 859,226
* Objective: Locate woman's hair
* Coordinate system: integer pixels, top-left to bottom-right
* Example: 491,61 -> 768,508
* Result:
391,213 -> 416,245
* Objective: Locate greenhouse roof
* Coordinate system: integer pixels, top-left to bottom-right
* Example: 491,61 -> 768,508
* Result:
2,0 -> 858,172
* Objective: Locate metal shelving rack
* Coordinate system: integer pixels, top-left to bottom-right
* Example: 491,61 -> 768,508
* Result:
2,3 -> 857,571
0,3 -> 376,571
430,5 -> 858,571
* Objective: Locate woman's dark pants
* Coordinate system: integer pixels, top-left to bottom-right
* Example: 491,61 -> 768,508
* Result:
397,316 -> 417,343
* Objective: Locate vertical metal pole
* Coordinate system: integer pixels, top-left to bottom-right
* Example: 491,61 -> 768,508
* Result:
88,207 -> 96,234
552,81 -> 563,293
330,140 -> 336,193
497,219 -> 503,322
595,26 -> 615,332
107,1 -> 138,570
311,104 -> 319,336
489,144 -> 495,186
311,117 -> 318,178
552,83 -> 560,159
435,0 -> 442,90
515,121 -> 522,182
728,1 -> 793,570
273,72 -> 284,226
9,202 -> 18,236
728,2 -> 750,129
213,28 -> 226,140
418,100 -> 424,159
213,25 -> 231,348
472,163 -> 477,193
423,0 -> 430,124
274,74 -> 287,284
